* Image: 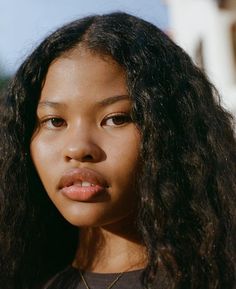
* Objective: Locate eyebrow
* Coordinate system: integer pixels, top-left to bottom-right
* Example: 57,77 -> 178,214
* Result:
37,101 -> 66,109
38,95 -> 130,109
97,95 -> 130,106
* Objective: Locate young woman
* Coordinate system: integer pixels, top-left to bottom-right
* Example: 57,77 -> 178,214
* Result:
0,12 -> 235,289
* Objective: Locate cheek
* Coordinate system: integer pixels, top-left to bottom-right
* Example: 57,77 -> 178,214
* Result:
117,129 -> 140,165
30,136 -> 59,191
107,130 -> 141,185
31,132 -> 61,164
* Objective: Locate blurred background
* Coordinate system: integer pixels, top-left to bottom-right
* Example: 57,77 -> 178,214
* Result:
0,0 -> 235,114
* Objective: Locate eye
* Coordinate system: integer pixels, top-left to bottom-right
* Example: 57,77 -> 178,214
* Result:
102,113 -> 132,127
41,117 -> 66,129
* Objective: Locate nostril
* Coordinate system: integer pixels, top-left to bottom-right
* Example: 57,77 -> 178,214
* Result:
82,154 -> 93,162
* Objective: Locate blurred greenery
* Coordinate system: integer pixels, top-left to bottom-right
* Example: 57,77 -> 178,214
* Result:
0,61 -> 11,95
0,65 -> 11,98
0,75 -> 10,91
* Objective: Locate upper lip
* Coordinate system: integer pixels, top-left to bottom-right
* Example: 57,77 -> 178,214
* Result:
58,167 -> 108,189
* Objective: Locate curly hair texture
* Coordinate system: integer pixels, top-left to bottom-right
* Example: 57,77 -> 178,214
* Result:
0,12 -> 235,289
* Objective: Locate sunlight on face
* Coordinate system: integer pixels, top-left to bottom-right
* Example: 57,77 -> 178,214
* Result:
30,48 -> 141,229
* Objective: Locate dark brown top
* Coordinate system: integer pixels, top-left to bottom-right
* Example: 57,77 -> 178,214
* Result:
75,268 -> 144,289
43,266 -> 170,289
43,265 -> 168,289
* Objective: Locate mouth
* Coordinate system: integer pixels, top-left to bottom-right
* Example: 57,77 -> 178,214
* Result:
58,168 -> 109,202
72,181 -> 96,187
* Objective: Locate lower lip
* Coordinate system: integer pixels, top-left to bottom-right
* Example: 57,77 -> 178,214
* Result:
60,184 -> 106,201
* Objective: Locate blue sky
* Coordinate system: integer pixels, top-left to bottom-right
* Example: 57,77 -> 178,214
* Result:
0,0 -> 168,75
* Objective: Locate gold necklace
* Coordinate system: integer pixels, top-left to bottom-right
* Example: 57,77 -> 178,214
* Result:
79,270 -> 125,289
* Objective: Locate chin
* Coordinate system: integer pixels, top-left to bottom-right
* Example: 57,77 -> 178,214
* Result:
54,198 -> 135,228
60,209 -> 129,229
57,205 -> 106,227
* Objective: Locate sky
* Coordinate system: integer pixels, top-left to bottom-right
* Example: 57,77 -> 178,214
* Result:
0,0 -> 168,75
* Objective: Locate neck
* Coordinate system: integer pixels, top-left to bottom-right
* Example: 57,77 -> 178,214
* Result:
73,220 -> 147,273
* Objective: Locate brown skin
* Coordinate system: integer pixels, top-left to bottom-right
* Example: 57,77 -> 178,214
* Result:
30,48 -> 147,272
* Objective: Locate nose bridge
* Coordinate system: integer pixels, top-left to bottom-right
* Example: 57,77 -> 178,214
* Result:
68,120 -> 91,143
63,120 -> 102,162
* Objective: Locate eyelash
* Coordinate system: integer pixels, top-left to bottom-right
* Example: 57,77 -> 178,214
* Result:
102,113 -> 132,127
40,117 -> 66,129
40,113 -> 132,129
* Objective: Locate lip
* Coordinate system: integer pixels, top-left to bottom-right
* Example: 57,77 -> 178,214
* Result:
58,168 -> 108,202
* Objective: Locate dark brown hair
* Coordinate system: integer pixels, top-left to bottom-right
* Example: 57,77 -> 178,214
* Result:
0,12 -> 235,289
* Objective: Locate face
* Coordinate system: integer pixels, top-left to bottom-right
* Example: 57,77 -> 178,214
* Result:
30,48 -> 141,229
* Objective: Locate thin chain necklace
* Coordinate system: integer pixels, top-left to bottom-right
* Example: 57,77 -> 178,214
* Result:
79,270 -> 125,289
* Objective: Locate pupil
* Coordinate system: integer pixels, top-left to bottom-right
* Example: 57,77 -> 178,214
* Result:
113,115 -> 129,125
52,118 -> 63,127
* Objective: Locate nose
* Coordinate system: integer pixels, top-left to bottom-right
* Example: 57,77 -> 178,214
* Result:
62,126 -> 105,163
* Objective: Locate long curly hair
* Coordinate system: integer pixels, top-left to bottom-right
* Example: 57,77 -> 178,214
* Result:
0,12 -> 235,289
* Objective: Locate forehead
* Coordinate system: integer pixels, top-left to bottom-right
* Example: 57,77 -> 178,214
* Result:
44,48 -> 125,87
39,48 -> 128,106
48,47 -> 124,81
